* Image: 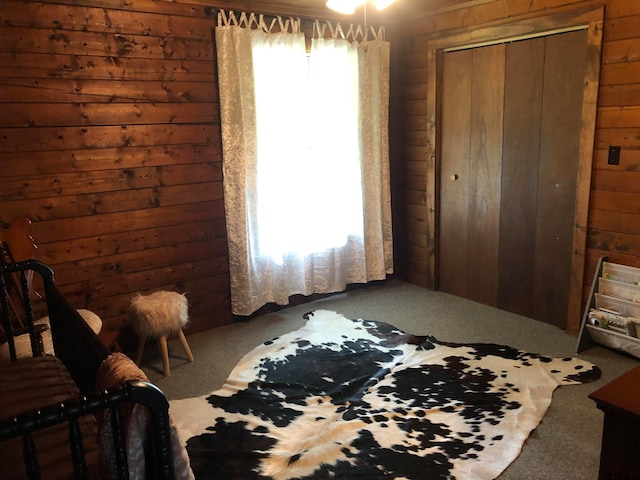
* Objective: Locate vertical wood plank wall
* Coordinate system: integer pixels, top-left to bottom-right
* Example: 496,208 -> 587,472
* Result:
0,0 -> 229,334
388,0 -> 640,333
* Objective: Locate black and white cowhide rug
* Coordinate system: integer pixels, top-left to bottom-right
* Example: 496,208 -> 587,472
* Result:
170,310 -> 600,480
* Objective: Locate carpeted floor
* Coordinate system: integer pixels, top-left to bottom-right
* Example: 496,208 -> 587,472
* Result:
136,279 -> 639,480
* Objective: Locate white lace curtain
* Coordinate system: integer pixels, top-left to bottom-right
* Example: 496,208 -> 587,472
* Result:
216,10 -> 393,316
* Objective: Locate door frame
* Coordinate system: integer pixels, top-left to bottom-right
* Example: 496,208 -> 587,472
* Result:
424,3 -> 604,333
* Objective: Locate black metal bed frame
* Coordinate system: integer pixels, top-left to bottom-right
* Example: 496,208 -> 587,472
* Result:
0,260 -> 175,480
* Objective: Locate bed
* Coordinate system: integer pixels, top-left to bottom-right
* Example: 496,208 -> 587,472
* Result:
0,259 -> 181,479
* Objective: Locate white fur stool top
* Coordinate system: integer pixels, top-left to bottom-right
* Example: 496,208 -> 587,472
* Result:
129,291 -> 194,377
130,291 -> 189,338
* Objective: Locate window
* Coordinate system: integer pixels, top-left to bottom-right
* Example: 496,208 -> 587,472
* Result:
253,34 -> 364,264
215,12 -> 392,315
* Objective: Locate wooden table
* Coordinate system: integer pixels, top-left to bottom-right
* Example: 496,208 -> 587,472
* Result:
589,365 -> 640,480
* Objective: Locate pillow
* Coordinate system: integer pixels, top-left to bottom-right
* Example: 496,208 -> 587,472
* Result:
96,353 -> 194,480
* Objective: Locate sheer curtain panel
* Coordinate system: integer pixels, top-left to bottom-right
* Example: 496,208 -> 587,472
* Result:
216,10 -> 393,316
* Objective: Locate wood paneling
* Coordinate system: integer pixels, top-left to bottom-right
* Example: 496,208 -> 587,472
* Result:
0,0 -> 229,335
389,0 -> 638,334
1,0 -> 638,338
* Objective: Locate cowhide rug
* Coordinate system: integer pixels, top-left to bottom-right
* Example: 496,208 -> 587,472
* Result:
170,310 -> 600,480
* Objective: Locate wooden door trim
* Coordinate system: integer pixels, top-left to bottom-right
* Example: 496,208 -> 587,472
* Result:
425,3 -> 604,333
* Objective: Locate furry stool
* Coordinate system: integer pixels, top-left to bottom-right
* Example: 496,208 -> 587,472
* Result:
129,291 -> 194,377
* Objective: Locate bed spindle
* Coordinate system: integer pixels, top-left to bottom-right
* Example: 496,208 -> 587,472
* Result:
22,431 -> 40,480
68,416 -> 88,479
0,273 -> 19,362
110,405 -> 129,480
18,269 -> 41,357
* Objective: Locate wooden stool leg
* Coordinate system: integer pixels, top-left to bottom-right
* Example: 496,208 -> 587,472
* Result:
159,336 -> 170,377
178,330 -> 194,362
135,336 -> 146,365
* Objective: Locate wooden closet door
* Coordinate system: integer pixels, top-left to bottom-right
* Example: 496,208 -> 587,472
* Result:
438,30 -> 587,328
498,37 -> 545,318
440,44 -> 505,306
439,49 -> 472,300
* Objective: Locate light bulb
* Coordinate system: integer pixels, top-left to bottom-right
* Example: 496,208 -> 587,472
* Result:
326,0 -> 366,14
373,0 -> 396,10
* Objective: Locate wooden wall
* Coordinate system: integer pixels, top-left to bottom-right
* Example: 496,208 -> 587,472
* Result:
0,0 -> 230,335
388,0 -> 640,333
1,0 -> 637,337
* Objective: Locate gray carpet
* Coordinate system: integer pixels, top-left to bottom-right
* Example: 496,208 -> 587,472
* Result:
137,279 -> 638,480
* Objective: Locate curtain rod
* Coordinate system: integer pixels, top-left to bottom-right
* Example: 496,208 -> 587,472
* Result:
208,6 -> 385,42
205,6 -> 343,25
205,6 -> 385,32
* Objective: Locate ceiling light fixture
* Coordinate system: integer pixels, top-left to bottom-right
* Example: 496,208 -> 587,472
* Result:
326,0 -> 396,15
372,0 -> 396,10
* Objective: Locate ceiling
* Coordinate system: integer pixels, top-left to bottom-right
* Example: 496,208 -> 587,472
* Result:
208,0 -> 489,23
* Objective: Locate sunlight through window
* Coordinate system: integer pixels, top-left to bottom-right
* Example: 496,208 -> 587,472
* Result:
253,33 -> 364,264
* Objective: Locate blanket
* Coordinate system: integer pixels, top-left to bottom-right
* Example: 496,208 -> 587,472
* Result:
170,310 -> 600,479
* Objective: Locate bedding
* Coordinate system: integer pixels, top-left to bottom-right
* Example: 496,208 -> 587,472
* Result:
96,352 -> 195,480
170,310 -> 600,480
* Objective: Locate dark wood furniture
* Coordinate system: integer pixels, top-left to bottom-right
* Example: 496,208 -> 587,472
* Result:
0,260 -> 175,479
589,365 -> 640,480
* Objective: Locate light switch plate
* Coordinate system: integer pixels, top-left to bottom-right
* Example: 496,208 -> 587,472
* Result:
608,146 -> 621,166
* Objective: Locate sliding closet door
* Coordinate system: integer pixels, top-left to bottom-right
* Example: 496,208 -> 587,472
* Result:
498,37 -> 545,319
438,30 -> 587,328
440,44 -> 505,305
439,49 -> 472,300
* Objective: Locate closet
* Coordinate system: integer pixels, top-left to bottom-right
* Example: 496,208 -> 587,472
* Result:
438,30 -> 588,328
